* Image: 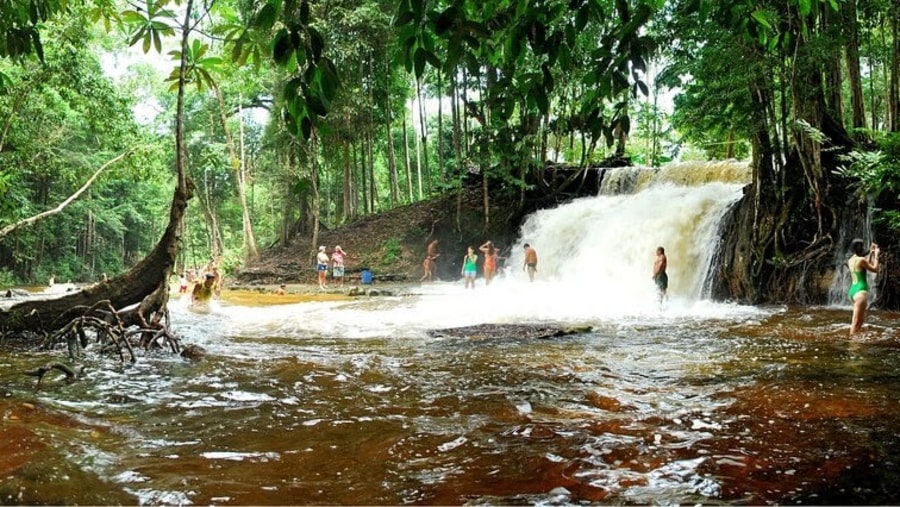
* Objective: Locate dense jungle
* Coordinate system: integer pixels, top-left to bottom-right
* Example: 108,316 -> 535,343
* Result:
1,0 -> 899,326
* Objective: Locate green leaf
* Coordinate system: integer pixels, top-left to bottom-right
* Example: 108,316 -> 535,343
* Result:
309,26 -> 324,61
300,116 -> 312,139
272,29 -> 293,66
635,80 -> 648,96
255,3 -> 278,31
534,88 -> 549,115
300,0 -> 310,24
576,5 -> 590,31
750,10 -> 771,30
414,47 -> 427,79
797,0 -> 811,16
435,6 -> 457,35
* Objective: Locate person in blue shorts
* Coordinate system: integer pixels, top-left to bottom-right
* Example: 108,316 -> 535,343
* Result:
461,246 -> 478,289
316,246 -> 330,290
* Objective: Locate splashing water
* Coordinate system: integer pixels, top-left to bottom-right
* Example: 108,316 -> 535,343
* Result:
503,181 -> 746,313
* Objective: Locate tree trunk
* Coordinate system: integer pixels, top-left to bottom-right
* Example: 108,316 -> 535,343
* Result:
310,131 -> 321,261
437,69 -> 445,185
417,77 -> 431,196
823,6 -> 844,126
480,67 -> 491,228
356,136 -> 370,215
281,152 -> 295,247
201,168 -> 224,258
890,1 -> 900,131
386,95 -> 399,208
845,0 -> 867,130
367,118 -> 377,213
342,139 -> 351,222
451,71 -> 464,234
213,85 -> 258,261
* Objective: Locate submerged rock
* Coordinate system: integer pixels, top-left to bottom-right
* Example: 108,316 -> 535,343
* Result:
180,344 -> 206,361
427,323 -> 592,340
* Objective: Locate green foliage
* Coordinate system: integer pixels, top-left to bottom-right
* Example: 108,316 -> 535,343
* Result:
837,133 -> 900,230
121,0 -> 177,54
226,0 -> 341,141
0,13 -> 174,283
838,133 -> 900,198
0,268 -> 17,287
166,39 -> 224,92
380,237 -> 402,264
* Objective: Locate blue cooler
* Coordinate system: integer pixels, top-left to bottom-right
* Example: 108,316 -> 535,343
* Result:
361,269 -> 373,284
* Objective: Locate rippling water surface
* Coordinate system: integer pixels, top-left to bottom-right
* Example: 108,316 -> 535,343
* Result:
2,282 -> 900,505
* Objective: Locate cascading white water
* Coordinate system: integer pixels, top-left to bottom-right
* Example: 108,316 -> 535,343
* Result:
504,179 -> 746,313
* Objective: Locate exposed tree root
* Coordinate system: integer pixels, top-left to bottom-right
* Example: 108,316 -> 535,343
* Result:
23,362 -> 85,386
36,286 -> 181,367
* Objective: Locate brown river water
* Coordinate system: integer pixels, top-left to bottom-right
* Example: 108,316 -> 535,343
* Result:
2,284 -> 899,506
3,171 -> 897,505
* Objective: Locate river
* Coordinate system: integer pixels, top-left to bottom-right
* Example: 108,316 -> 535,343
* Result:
2,165 -> 898,505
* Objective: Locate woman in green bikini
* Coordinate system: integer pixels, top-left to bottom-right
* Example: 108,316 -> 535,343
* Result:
848,239 -> 880,336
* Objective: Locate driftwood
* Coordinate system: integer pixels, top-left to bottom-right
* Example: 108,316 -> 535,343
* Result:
428,323 -> 592,340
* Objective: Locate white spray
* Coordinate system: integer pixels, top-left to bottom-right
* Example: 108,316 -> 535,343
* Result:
503,181 -> 746,313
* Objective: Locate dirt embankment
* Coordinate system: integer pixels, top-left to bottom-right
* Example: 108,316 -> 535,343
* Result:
234,188 -> 524,287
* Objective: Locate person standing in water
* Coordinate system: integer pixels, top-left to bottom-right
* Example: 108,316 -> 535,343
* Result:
848,239 -> 880,336
479,240 -> 498,285
461,246 -> 478,289
522,243 -> 538,282
420,239 -> 440,282
316,246 -> 330,290
653,246 -> 668,303
192,272 -> 218,306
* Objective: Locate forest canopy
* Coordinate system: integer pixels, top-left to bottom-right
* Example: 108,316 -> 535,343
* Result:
1,0 -> 899,287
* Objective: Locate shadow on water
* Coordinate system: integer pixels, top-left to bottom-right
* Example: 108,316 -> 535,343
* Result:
2,292 -> 900,505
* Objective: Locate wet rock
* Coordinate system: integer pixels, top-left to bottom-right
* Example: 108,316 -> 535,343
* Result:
180,344 -> 206,361
427,323 -> 592,339
549,487 -> 571,497
3,288 -> 30,298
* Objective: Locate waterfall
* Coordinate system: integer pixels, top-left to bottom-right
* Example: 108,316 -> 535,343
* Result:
827,198 -> 874,306
503,162 -> 749,311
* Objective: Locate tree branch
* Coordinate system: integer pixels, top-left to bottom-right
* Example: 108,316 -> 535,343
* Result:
0,147 -> 137,238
